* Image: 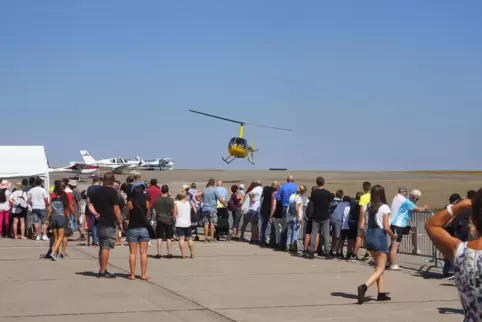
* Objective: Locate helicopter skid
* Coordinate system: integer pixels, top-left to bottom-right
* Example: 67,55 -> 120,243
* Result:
222,155 -> 236,164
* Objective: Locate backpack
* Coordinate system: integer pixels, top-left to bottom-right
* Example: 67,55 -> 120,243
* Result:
306,200 -> 314,219
15,192 -> 29,211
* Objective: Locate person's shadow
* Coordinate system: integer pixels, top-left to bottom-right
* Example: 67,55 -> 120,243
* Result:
437,307 -> 464,315
331,292 -> 374,303
75,271 -> 134,279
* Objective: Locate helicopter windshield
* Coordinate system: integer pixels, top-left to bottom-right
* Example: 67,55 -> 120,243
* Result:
229,137 -> 247,148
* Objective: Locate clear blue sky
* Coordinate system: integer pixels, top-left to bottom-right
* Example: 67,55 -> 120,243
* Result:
1,0 -> 481,170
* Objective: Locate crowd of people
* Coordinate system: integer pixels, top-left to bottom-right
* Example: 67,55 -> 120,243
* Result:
2,172 -> 482,318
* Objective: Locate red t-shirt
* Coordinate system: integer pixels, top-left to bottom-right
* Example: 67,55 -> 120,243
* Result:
146,185 -> 161,208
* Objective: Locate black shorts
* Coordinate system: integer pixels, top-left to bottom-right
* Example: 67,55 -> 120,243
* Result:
341,229 -> 356,240
305,219 -> 313,235
156,222 -> 173,240
390,225 -> 405,243
12,210 -> 27,219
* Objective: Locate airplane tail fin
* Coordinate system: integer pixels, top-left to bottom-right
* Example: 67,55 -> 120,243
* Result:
136,156 -> 144,165
80,150 -> 96,164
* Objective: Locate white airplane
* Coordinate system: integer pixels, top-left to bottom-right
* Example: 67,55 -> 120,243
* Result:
80,150 -> 141,174
139,158 -> 175,171
49,162 -> 99,180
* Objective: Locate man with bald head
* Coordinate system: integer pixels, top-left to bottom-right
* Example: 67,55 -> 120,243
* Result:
273,175 -> 298,250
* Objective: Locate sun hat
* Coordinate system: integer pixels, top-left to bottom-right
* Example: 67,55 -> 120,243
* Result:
0,180 -> 11,189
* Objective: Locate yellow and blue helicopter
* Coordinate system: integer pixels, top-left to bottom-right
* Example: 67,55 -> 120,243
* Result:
189,110 -> 292,165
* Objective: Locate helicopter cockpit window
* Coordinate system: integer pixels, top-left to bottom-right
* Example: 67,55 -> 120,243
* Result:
229,138 -> 247,148
110,158 -> 115,163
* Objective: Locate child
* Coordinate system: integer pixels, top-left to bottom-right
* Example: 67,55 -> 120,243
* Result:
83,191 -> 98,247
340,196 -> 356,260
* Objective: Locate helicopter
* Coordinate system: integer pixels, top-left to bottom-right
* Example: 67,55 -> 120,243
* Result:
189,109 -> 292,165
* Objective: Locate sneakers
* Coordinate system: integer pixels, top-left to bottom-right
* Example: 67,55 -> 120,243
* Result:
98,270 -> 116,279
42,235 -> 49,241
60,253 -> 69,259
389,264 -> 401,271
36,235 -> 41,241
357,284 -> 367,304
50,253 -> 60,261
377,292 -> 391,301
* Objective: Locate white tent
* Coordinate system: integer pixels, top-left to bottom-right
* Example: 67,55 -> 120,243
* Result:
0,146 -> 50,189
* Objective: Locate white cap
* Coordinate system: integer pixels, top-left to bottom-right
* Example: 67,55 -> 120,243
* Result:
69,180 -> 78,187
239,184 -> 245,190
411,189 -> 422,197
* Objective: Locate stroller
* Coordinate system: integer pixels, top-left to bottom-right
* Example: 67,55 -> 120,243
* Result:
215,208 -> 230,241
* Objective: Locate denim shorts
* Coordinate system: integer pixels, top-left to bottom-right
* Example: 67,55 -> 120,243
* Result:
365,228 -> 389,253
126,227 -> 150,244
176,227 -> 192,240
31,209 -> 47,224
50,215 -> 66,230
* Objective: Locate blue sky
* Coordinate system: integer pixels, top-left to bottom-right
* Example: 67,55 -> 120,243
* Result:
1,1 -> 481,170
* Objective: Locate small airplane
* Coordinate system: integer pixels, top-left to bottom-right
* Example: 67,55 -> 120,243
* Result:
188,110 -> 292,164
80,150 -> 141,174
49,162 -> 99,180
139,158 -> 175,171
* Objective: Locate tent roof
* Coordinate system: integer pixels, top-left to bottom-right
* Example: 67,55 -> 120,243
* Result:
0,146 -> 49,178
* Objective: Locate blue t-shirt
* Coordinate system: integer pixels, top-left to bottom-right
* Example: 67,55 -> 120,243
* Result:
391,199 -> 417,227
276,182 -> 298,207
216,187 -> 228,201
202,187 -> 219,213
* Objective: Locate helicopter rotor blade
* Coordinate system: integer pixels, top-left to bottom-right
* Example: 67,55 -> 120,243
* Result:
188,110 -> 244,125
244,122 -> 293,132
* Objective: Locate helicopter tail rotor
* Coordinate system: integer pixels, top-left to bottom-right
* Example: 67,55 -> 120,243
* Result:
250,140 -> 255,164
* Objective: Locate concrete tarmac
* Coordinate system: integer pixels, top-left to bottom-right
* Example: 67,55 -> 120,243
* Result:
0,238 -> 463,322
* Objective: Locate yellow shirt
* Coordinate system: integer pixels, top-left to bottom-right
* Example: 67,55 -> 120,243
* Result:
49,186 -> 54,193
359,193 -> 371,206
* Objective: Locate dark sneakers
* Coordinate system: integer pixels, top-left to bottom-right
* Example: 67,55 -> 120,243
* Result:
357,284 -> 367,304
377,292 -> 391,301
98,270 -> 116,279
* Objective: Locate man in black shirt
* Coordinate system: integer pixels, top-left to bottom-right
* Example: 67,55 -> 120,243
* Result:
88,172 -> 122,278
309,176 -> 334,259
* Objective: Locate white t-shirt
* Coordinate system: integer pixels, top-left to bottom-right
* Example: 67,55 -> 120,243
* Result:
287,194 -> 304,221
341,206 -> 352,230
0,189 -> 11,211
363,204 -> 391,229
175,200 -> 191,228
390,194 -> 406,223
28,186 -> 49,210
249,186 -> 263,212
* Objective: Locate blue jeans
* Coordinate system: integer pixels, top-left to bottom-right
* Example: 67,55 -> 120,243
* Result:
259,213 -> 271,244
91,225 -> 98,243
286,220 -> 300,249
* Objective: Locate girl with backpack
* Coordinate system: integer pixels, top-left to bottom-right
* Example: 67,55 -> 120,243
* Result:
9,182 -> 29,240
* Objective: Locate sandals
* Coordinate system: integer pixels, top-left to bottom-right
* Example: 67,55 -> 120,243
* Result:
141,276 -> 148,281
127,275 -> 135,280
